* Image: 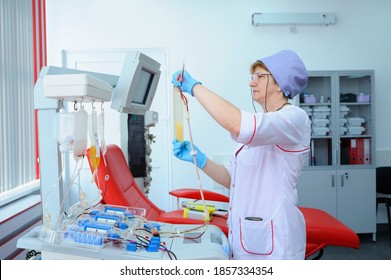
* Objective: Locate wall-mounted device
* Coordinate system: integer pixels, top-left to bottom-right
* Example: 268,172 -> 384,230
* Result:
252,12 -> 336,26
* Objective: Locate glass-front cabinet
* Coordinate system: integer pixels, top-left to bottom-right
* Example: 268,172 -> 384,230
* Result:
297,71 -> 376,235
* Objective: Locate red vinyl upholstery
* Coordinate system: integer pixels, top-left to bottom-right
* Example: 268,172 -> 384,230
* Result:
87,144 -> 360,259
300,207 -> 360,258
87,144 -> 229,235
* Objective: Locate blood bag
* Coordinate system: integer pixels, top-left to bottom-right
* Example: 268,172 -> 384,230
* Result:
73,107 -> 88,159
173,86 -> 184,142
56,110 -> 75,153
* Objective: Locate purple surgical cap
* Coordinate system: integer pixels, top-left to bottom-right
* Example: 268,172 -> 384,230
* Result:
259,50 -> 308,99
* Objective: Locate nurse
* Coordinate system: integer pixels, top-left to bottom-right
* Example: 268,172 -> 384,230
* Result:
172,50 -> 311,260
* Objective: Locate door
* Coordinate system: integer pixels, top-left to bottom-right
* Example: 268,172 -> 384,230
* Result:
337,169 -> 376,233
297,170 -> 337,217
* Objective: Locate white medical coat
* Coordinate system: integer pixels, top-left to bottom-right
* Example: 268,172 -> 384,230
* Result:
227,106 -> 311,260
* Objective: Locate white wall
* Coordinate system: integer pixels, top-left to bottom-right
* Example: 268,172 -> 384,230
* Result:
45,0 -> 391,212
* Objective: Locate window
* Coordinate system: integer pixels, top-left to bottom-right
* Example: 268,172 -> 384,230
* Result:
0,0 -> 46,206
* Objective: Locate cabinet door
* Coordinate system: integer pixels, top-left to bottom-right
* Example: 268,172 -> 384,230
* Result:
300,74 -> 334,167
337,169 -> 376,233
297,170 -> 337,217
338,73 -> 373,167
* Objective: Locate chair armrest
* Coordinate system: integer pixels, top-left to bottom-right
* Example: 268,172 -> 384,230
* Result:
169,188 -> 229,203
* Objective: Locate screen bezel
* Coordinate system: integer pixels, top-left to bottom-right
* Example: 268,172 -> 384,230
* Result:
111,51 -> 161,115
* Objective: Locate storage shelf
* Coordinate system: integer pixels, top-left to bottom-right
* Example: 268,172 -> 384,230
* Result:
297,70 -> 376,234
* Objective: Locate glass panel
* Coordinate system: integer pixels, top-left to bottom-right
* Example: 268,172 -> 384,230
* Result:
300,75 -> 333,167
300,76 -> 332,104
309,138 -> 332,166
339,74 -> 372,166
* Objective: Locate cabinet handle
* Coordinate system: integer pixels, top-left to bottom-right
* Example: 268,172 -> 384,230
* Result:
341,174 -> 344,187
331,174 -> 335,187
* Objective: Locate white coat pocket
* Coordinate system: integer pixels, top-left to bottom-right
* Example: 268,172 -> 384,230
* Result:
239,217 -> 274,255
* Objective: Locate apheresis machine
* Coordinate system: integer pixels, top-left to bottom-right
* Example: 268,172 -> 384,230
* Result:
17,51 -> 229,260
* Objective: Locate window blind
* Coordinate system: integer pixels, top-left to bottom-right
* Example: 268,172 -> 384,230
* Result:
0,0 -> 40,203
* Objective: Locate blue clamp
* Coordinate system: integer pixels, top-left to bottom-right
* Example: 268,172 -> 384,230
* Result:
126,241 -> 137,252
146,236 -> 161,252
144,222 -> 161,232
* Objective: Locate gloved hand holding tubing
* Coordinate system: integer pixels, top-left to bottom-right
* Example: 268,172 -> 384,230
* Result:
172,139 -> 206,169
171,69 -> 201,96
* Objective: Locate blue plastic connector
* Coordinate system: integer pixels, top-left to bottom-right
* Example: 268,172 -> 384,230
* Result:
126,241 -> 137,252
83,222 -> 112,233
95,213 -> 121,224
144,222 -> 161,232
116,222 -> 129,230
146,236 -> 161,252
74,232 -> 103,246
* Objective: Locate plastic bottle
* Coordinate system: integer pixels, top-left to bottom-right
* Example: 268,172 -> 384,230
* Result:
173,86 -> 184,142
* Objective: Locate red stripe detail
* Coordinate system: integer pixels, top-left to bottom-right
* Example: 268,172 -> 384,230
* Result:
276,144 -> 310,153
0,201 -> 41,225
246,114 -> 257,145
32,0 -> 47,179
0,219 -> 42,248
235,115 -> 257,157
234,145 -> 245,157
32,0 -> 39,178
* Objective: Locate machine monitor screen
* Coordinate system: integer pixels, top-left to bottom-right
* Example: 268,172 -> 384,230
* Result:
111,51 -> 161,115
131,68 -> 153,105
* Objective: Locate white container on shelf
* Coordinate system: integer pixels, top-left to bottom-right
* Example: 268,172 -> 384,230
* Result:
347,117 -> 365,126
313,105 -> 331,112
312,126 -> 330,136
347,126 -> 365,135
313,112 -> 330,118
312,118 -> 329,126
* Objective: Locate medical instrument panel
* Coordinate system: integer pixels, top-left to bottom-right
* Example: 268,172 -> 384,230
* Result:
18,203 -> 229,260
43,73 -> 112,102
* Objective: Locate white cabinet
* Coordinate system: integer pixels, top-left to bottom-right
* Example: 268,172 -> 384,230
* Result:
297,71 -> 376,234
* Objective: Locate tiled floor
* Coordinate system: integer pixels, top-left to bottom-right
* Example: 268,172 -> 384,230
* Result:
319,224 -> 391,260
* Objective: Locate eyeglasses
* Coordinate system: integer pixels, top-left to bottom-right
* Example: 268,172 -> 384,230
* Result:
250,73 -> 271,82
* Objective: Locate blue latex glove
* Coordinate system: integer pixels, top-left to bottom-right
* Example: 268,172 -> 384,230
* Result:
171,69 -> 201,96
172,139 -> 206,169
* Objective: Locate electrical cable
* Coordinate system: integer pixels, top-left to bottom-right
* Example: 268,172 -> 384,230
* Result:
250,87 -> 258,113
264,74 -> 270,112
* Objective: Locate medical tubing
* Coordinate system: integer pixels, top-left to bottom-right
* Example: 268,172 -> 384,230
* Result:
176,86 -> 209,222
98,107 -> 106,156
55,156 -> 83,230
42,150 -> 66,229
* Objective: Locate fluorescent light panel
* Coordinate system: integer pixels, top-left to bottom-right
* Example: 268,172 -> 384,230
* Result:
252,13 -> 336,26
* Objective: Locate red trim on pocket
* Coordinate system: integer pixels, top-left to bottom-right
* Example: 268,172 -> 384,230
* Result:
276,144 -> 310,153
239,218 -> 274,256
